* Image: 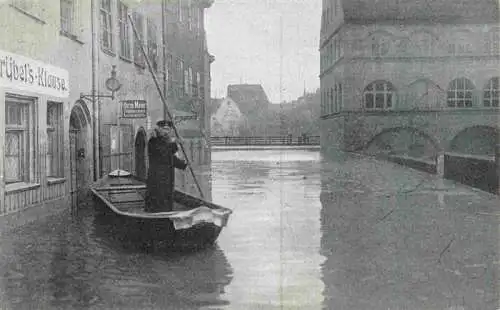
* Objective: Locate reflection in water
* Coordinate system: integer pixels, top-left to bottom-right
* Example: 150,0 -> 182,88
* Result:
319,149 -> 499,309
212,149 -> 325,308
0,207 -> 233,309
0,148 -> 497,309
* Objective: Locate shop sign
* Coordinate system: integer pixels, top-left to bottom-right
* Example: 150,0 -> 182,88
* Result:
121,100 -> 147,118
0,49 -> 69,98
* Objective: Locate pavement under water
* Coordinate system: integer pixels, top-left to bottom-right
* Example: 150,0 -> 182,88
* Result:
0,149 -> 498,309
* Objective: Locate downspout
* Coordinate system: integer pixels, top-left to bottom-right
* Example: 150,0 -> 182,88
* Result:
91,0 -> 100,180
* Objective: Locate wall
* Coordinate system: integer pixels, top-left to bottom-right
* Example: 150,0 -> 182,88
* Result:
0,1 -> 94,217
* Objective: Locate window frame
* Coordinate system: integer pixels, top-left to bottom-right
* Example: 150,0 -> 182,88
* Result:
364,81 -> 395,110
133,12 -> 145,67
147,18 -> 158,72
446,77 -> 475,108
4,95 -> 36,185
60,0 -> 75,35
46,102 -> 64,179
118,1 -> 131,60
100,0 -> 113,51
483,77 -> 499,107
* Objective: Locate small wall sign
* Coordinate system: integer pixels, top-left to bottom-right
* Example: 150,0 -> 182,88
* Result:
121,100 -> 147,118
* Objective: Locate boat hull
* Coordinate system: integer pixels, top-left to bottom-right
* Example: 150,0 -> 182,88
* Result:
90,171 -> 231,250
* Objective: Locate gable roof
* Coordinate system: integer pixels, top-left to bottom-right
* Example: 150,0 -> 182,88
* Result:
208,98 -> 223,116
226,84 -> 270,115
342,0 -> 499,24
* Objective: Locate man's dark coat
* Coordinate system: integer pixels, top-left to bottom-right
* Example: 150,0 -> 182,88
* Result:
145,134 -> 187,212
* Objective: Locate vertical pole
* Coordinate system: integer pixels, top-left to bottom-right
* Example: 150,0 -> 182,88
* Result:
162,0 -> 168,121
117,96 -> 121,172
91,0 -> 100,180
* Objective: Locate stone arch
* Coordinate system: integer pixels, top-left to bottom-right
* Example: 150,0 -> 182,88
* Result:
408,29 -> 439,56
403,78 -> 445,109
364,127 -> 440,159
134,127 -> 148,181
69,100 -> 93,207
448,125 -> 499,156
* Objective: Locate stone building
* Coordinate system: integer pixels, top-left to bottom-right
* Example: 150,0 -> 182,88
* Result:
0,0 -> 215,227
319,0 -> 499,191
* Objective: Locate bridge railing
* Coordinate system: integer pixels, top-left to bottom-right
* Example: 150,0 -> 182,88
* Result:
210,135 -> 320,146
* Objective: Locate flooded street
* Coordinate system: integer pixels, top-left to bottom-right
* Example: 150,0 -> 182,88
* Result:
0,149 -> 498,309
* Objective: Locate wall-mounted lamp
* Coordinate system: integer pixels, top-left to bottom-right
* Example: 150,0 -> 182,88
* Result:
79,65 -> 122,102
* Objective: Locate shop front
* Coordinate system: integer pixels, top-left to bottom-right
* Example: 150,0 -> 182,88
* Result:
0,49 -> 91,228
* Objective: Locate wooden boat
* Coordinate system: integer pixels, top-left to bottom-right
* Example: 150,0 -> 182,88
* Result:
90,169 -> 232,249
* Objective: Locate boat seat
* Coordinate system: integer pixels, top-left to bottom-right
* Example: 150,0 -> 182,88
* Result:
108,191 -> 144,203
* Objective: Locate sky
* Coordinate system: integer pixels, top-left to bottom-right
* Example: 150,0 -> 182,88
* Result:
205,0 -> 321,103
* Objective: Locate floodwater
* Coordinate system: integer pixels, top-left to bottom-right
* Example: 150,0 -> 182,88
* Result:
0,148 -> 498,309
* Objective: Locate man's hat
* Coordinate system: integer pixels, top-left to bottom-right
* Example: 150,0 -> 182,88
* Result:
156,120 -> 173,128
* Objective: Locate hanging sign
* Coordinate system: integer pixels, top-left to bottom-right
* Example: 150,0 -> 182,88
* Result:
0,49 -> 69,98
121,100 -> 147,118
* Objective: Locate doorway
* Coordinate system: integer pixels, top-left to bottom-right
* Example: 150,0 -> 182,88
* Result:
135,128 -> 147,181
69,103 -> 91,208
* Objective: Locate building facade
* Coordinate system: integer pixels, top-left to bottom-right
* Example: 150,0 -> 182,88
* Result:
319,0 -> 499,177
0,0 -> 214,226
210,97 -> 243,136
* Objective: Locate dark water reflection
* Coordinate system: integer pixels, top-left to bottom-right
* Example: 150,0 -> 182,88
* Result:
0,207 -> 233,310
0,148 -> 498,309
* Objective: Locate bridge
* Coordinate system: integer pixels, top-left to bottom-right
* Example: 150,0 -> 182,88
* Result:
211,135 -> 320,146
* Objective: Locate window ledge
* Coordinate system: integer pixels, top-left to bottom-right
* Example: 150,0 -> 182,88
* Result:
10,4 -> 46,25
101,47 -> 116,57
47,177 -> 66,185
60,31 -> 84,45
119,55 -> 133,63
6,182 -> 41,194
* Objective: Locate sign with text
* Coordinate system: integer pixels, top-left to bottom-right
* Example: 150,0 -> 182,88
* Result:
0,49 -> 70,98
121,100 -> 147,118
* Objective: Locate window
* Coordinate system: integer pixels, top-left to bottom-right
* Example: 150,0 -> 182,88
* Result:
118,1 -> 131,59
47,102 -> 64,178
447,78 -> 474,108
167,53 -> 174,96
182,1 -> 189,24
60,0 -> 75,34
177,59 -> 184,96
196,72 -> 201,98
147,19 -> 158,71
484,29 -> 500,54
100,0 -> 113,50
483,77 -> 499,107
371,36 -> 389,57
364,81 -> 395,110
192,6 -> 198,35
199,72 -> 205,100
133,12 -> 145,66
334,83 -> 343,113
177,0 -> 182,22
5,96 -> 34,184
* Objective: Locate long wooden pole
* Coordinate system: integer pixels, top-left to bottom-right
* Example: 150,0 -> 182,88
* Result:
128,14 -> 205,199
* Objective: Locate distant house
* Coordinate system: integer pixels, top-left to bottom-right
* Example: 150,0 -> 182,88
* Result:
210,97 -> 243,136
227,84 -> 270,115
225,84 -> 271,135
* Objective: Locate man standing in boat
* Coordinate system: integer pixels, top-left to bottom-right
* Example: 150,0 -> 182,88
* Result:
145,120 -> 188,213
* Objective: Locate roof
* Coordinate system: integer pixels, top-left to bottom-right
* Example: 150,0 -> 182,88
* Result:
226,84 -> 270,115
342,0 -> 499,24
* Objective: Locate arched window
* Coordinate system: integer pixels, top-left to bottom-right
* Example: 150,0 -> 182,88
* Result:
371,36 -> 390,56
447,78 -> 475,108
364,81 -> 395,110
483,77 -> 499,107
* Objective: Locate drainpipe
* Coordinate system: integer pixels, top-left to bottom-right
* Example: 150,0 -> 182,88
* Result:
91,0 -> 100,180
